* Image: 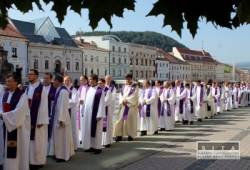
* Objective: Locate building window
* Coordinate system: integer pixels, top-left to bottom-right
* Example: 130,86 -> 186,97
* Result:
124,48 -> 126,53
119,58 -> 121,64
91,69 -> 93,74
130,58 -> 133,65
145,59 -> 147,66
85,68 -> 88,75
112,46 -> 115,51
105,69 -> 107,75
12,47 -> 17,58
141,71 -> 144,78
119,70 -> 122,76
141,59 -> 144,65
91,56 -> 94,62
76,62 -> 79,71
136,59 -> 138,65
66,61 -> 70,70
45,60 -> 49,69
136,71 -> 138,77
34,59 -> 38,69
112,69 -> 116,76
124,58 -> 127,64
97,68 -> 99,75
118,47 -> 121,52
113,57 -> 115,63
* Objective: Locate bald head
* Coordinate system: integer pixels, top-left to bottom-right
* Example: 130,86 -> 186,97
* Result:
105,75 -> 112,86
64,75 -> 72,87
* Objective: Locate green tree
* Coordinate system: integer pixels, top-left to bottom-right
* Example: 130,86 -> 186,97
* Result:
1,0 -> 250,37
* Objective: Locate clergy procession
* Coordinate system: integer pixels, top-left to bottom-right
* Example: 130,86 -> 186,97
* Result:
1,70 -> 250,170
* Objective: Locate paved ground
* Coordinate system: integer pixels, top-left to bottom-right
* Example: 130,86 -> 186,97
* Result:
41,107 -> 250,170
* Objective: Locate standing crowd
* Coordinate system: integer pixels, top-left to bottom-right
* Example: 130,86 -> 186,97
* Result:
0,70 -> 250,170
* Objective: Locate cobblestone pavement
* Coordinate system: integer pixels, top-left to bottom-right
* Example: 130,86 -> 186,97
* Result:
42,107 -> 250,170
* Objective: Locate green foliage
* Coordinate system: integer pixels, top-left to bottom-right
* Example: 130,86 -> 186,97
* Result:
81,31 -> 187,52
1,0 -> 250,37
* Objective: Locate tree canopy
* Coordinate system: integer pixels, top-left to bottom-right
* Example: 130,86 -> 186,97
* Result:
1,0 -> 250,37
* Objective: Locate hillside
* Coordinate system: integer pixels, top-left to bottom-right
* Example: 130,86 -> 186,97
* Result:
236,62 -> 250,71
76,31 -> 187,52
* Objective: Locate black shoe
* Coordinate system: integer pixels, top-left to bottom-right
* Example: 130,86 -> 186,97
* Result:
154,130 -> 158,135
56,159 -> 66,163
140,131 -> 147,136
175,121 -> 180,123
217,112 -> 220,114
205,117 -> 208,119
160,128 -> 166,131
128,136 -> 134,141
30,165 -> 44,170
182,120 -> 188,125
105,144 -> 111,148
94,149 -> 102,154
197,119 -> 202,122
115,136 -> 122,142
84,148 -> 95,152
189,121 -> 194,125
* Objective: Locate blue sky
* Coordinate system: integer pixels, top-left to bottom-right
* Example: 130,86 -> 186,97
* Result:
8,0 -> 250,64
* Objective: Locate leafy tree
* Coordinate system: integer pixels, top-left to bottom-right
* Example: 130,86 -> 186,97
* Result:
0,0 -> 250,37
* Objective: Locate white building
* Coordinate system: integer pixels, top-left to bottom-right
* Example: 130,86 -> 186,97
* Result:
157,49 -> 191,81
74,35 -> 129,80
75,39 -> 109,78
0,21 -> 28,81
155,58 -> 170,81
12,17 -> 82,80
128,43 -> 157,80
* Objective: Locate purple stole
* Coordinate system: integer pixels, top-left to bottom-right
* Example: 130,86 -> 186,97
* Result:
200,85 -> 204,104
2,89 -> 23,158
206,87 -> 211,111
103,87 -> 109,132
179,85 -> 185,114
236,88 -> 239,102
190,86 -> 194,114
48,86 -> 67,139
121,83 -> 137,120
160,89 -> 171,117
48,85 -> 56,120
91,86 -> 103,137
27,83 -> 43,140
157,87 -> 163,117
140,88 -> 153,118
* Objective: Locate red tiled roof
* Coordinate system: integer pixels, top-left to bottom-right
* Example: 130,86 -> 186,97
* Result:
0,23 -> 26,39
175,47 -> 218,63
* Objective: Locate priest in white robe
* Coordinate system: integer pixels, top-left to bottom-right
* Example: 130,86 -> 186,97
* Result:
114,74 -> 139,142
27,69 -> 48,169
139,80 -> 158,135
0,74 -> 30,170
49,74 -> 75,161
64,75 -> 79,150
82,74 -> 105,154
194,80 -> 206,122
159,81 -> 175,130
102,76 -> 117,147
212,82 -> 221,114
78,75 -> 89,146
